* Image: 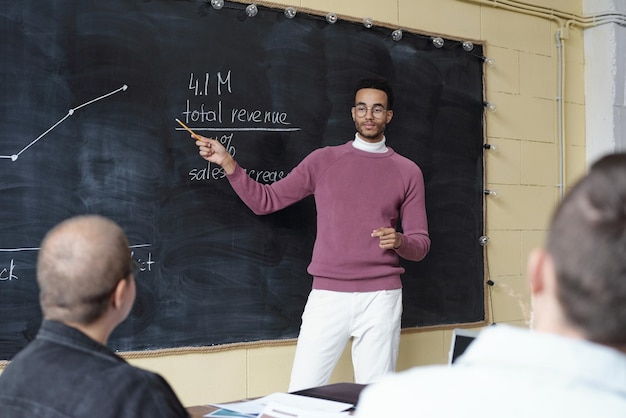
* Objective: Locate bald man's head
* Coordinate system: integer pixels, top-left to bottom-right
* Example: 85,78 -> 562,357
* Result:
37,215 -> 133,324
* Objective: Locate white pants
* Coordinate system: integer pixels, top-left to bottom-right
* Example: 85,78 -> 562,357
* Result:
288,288 -> 402,392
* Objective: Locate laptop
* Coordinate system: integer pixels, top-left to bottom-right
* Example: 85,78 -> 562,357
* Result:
448,328 -> 480,364
291,382 -> 367,406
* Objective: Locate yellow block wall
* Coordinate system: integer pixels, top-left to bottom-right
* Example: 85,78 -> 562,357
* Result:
0,0 -> 588,408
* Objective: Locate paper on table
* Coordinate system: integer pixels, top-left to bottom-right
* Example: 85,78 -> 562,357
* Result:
211,392 -> 354,416
205,408 -> 256,417
258,401 -> 351,418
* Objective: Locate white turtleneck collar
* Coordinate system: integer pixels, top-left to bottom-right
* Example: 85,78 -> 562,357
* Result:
352,134 -> 388,153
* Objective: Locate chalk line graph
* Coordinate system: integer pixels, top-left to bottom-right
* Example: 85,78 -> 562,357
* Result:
1,85 -> 128,162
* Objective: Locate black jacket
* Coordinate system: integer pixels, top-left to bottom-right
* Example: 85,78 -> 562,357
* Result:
0,320 -> 189,418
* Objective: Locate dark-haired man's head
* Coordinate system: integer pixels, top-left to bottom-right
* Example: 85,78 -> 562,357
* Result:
351,76 -> 394,143
529,153 -> 626,351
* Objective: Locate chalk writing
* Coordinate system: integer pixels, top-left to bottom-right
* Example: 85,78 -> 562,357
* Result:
179,70 -> 297,129
246,168 -> 286,183
0,245 -> 154,284
132,250 -> 155,272
188,133 -> 235,181
181,71 -> 298,183
230,108 -> 290,125
188,71 -> 232,97
184,100 -> 223,123
189,162 -> 286,183
187,131 -> 287,182
0,259 -> 18,281
182,101 -> 292,127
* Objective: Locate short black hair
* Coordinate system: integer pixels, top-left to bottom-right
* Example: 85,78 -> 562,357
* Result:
353,76 -> 394,110
547,152 -> 626,345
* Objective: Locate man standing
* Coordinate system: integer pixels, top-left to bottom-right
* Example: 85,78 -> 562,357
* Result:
355,153 -> 626,417
0,215 -> 189,418
194,76 -> 430,391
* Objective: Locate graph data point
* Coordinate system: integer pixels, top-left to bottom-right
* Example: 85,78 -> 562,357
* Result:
11,155 -> 18,161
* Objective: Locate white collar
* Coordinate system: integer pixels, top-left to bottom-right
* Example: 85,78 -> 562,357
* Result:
352,134 -> 388,153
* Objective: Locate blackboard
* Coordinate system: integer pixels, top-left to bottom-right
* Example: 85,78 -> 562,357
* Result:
0,0 -> 485,360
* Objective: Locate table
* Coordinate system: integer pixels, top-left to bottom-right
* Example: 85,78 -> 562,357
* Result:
186,404 -> 216,418
185,382 -> 366,417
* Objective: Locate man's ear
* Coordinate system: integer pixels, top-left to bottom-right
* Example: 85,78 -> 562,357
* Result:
386,109 -> 393,124
527,248 -> 547,295
110,278 -> 129,310
527,248 -> 558,297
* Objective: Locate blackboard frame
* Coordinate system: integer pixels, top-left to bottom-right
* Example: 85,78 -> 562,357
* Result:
0,0 -> 486,361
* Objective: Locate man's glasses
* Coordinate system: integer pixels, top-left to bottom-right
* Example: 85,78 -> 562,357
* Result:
354,104 -> 387,118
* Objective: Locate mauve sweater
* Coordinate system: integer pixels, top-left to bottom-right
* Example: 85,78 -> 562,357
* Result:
226,141 -> 430,292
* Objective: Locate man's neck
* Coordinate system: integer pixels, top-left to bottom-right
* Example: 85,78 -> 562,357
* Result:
353,134 -> 387,153
64,320 -> 112,346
